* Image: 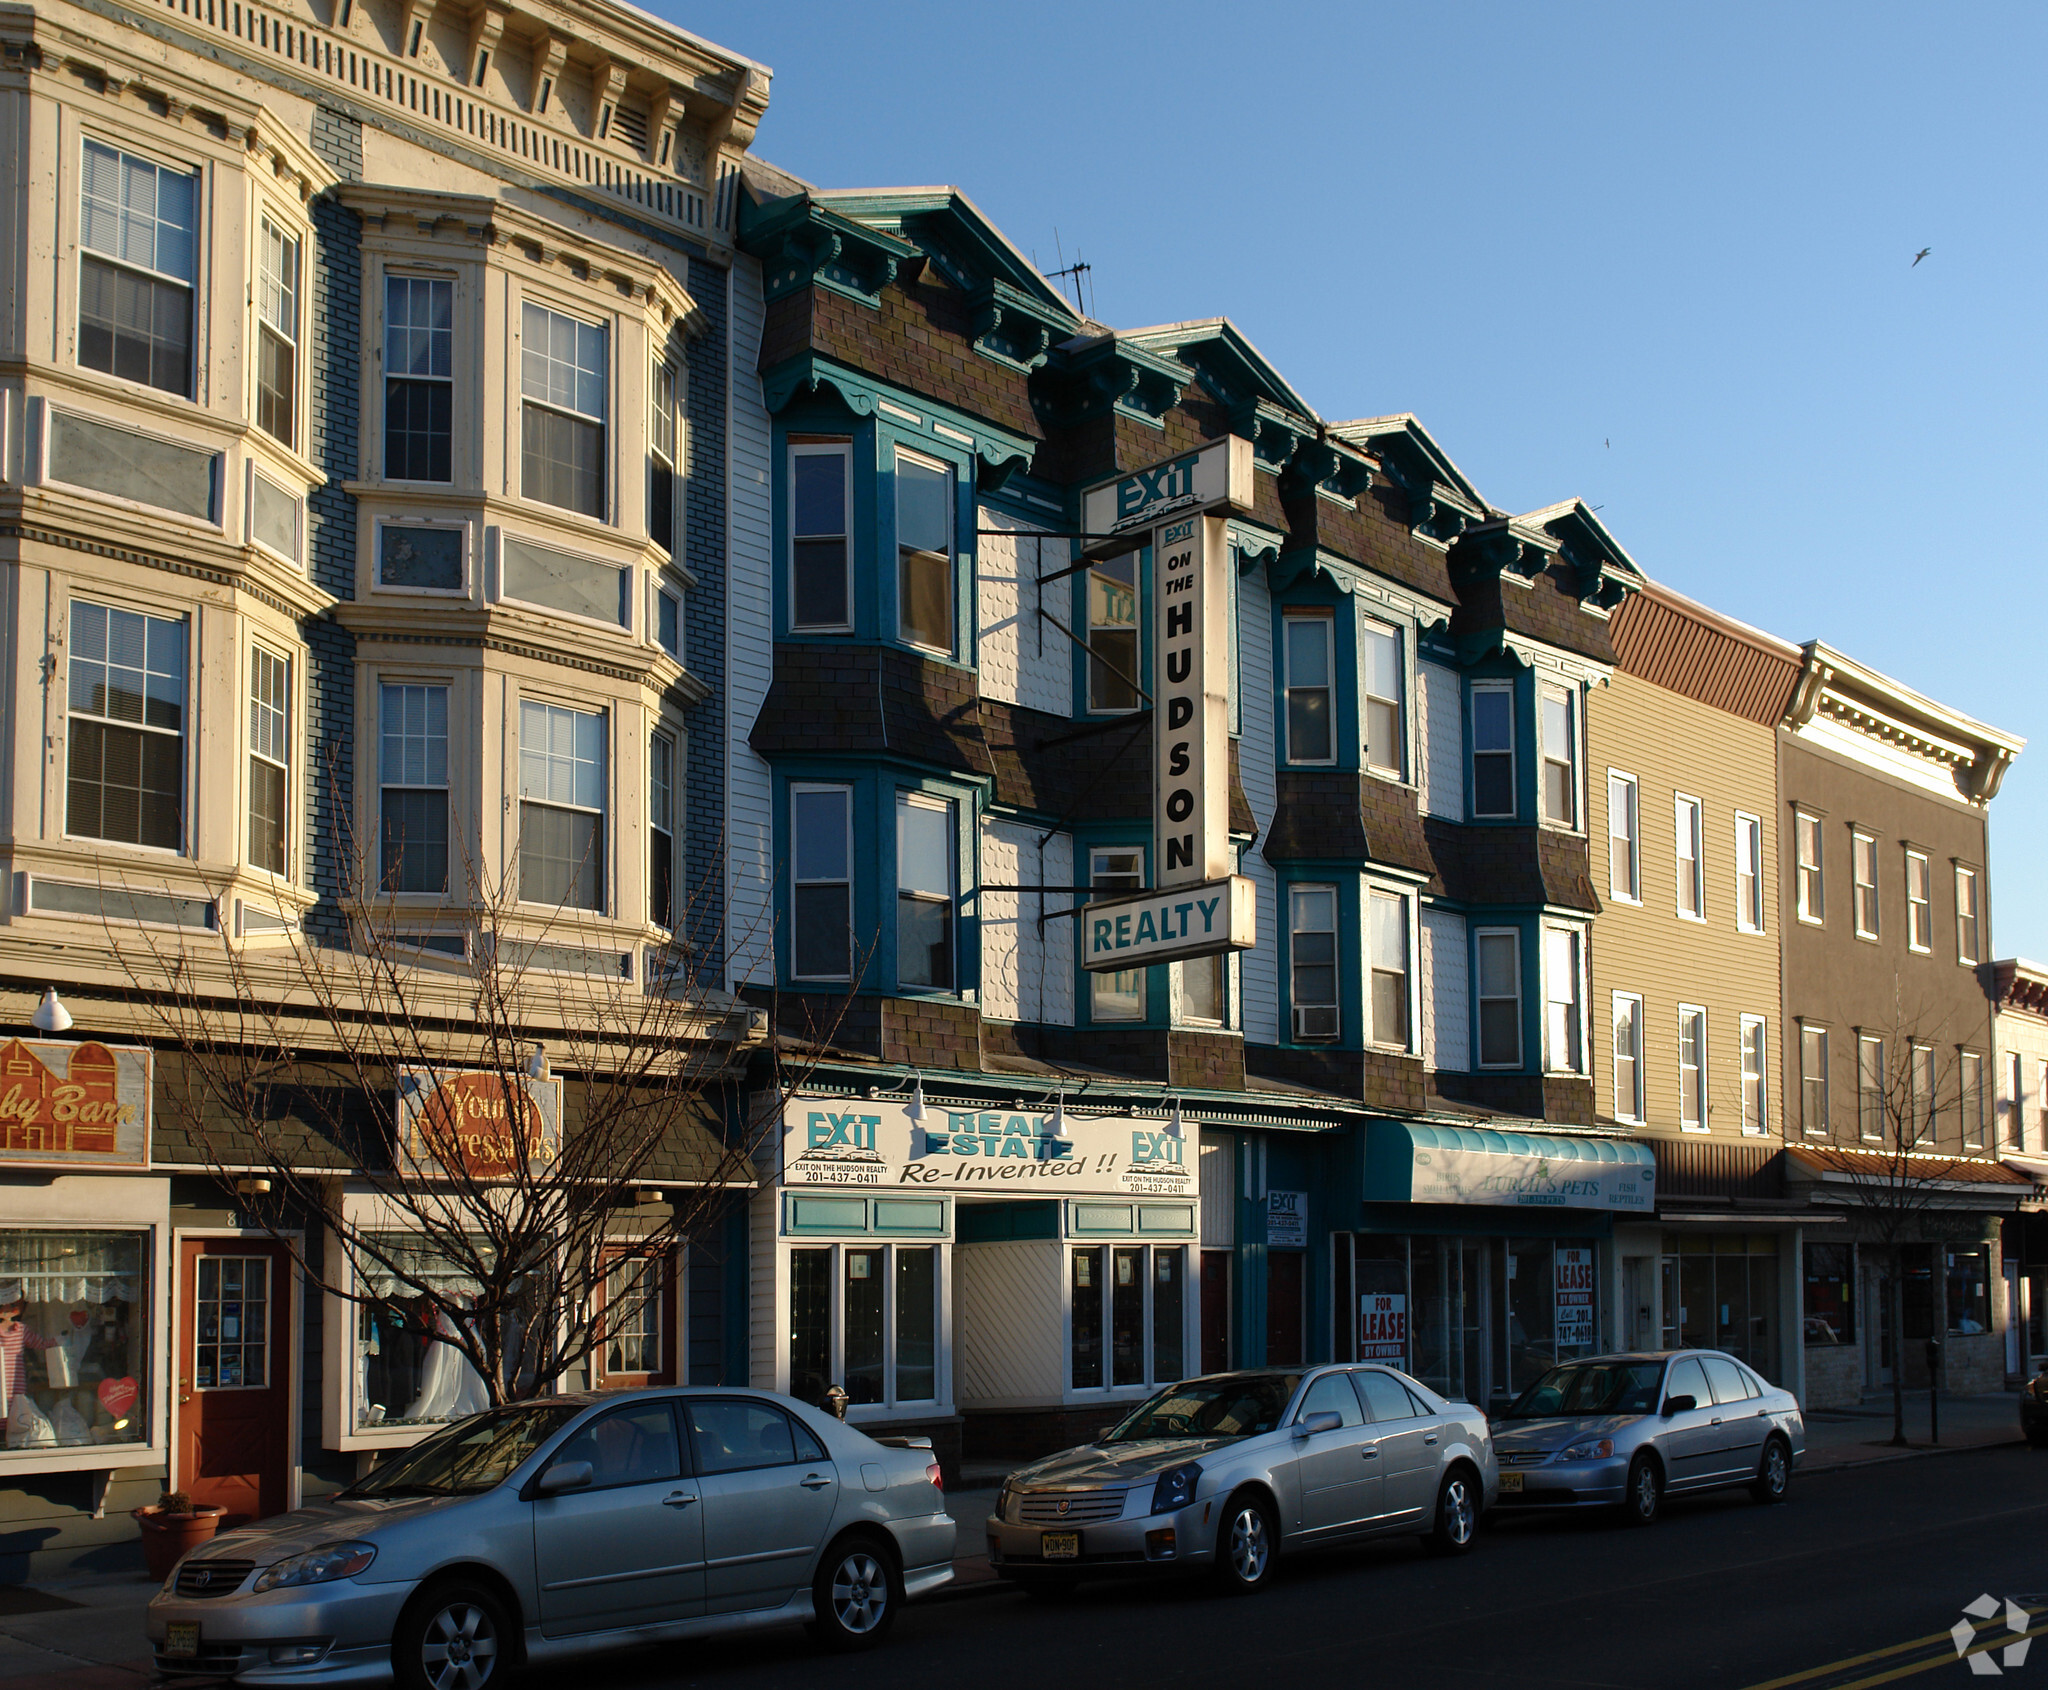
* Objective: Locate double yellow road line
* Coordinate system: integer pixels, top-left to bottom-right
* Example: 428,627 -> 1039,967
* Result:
1742,1608 -> 2048,1690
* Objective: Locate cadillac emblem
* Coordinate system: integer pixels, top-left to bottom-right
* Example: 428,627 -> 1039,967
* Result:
1056,1499 -> 1070,1516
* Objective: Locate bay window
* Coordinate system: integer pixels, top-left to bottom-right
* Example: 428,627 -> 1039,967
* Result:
790,785 -> 852,981
790,444 -> 851,631
256,218 -> 299,447
648,360 -> 677,556
895,450 -> 954,653
1471,683 -> 1514,817
896,793 -> 955,990
518,700 -> 606,912
1289,885 -> 1339,1042
1283,612 -> 1334,763
1540,684 -> 1576,826
1544,928 -> 1582,1073
1368,890 -> 1409,1048
1179,954 -> 1225,1025
1363,620 -> 1403,777
649,731 -> 675,932
78,140 -> 196,396
384,276 -> 453,482
379,683 -> 449,894
248,647 -> 290,875
788,1244 -> 938,1410
1088,552 -> 1141,712
1091,848 -> 1146,1022
67,600 -> 185,851
1476,928 -> 1521,1067
521,302 -> 607,518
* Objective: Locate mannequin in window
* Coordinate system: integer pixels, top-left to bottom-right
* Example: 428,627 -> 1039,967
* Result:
403,1300 -> 489,1422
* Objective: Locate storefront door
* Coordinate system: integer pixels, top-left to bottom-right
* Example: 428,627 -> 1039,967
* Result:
1200,1251 -> 1231,1374
175,1238 -> 292,1525
1266,1252 -> 1305,1367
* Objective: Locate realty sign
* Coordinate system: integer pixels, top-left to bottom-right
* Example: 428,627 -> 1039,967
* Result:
1081,876 -> 1256,971
1152,511 -> 1232,886
1078,436 -> 1253,539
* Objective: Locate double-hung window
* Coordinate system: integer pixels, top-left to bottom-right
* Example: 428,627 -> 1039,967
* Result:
895,450 -> 954,654
1800,1025 -> 1829,1135
1283,613 -> 1334,763
1476,929 -> 1522,1067
1088,553 -> 1141,712
790,786 -> 852,981
67,600 -> 185,850
896,794 -> 955,991
790,444 -> 851,631
648,731 -> 676,932
1363,621 -> 1404,777
1678,1006 -> 1707,1130
248,647 -> 290,874
1539,684 -> 1576,826
1740,1017 -> 1768,1136
1471,683 -> 1515,817
256,219 -> 299,448
1905,850 -> 1932,951
2037,1059 -> 2048,1156
1852,831 -> 1879,940
1857,1035 -> 1885,1141
1608,773 -> 1639,900
1544,928 -> 1583,1072
1091,849 -> 1145,1023
1910,1044 -> 1936,1143
378,683 -> 449,893
2007,1052 -> 2025,1151
1367,890 -> 1409,1048
1675,796 -> 1704,919
1956,866 -> 1982,965
1795,811 -> 1824,922
1961,1050 -> 1986,1148
518,701 -> 606,911
1180,954 -> 1225,1026
648,361 -> 677,556
1735,813 -> 1763,932
384,277 -> 453,482
521,302 -> 607,518
78,140 -> 197,396
1289,885 -> 1339,1043
1612,993 -> 1644,1122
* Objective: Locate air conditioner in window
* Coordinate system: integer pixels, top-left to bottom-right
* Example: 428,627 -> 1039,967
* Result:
1293,1005 -> 1339,1042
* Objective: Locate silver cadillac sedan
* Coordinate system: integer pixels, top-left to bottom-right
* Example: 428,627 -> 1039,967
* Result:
1489,1350 -> 1804,1525
145,1388 -> 954,1688
985,1366 -> 1496,1595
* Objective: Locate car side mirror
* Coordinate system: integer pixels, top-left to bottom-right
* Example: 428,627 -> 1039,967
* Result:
1294,1410 -> 1344,1438
534,1460 -> 592,1496
1662,1394 -> 1696,1416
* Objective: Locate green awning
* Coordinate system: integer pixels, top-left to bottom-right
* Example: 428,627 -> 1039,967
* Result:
1363,1122 -> 1655,1213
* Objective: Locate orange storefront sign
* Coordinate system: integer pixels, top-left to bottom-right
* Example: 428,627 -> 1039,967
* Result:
0,1038 -> 151,1168
397,1068 -> 562,1180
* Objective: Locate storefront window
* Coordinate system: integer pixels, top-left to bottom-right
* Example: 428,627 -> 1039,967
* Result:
1665,1235 -> 1781,1382
602,1255 -> 663,1380
896,1248 -> 936,1402
1071,1247 -> 1103,1388
790,1247 -> 831,1405
356,1233 -> 490,1430
1415,1237 -> 1487,1400
1072,1244 -> 1184,1393
1112,1247 -> 1144,1386
1803,1243 -> 1854,1345
1152,1249 -> 1184,1383
846,1249 -> 884,1404
1947,1247 -> 1991,1335
1504,1241 -> 1599,1395
0,1231 -> 147,1451
789,1243 -> 938,1411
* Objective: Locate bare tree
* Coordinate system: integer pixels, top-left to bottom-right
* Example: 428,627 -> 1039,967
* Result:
1805,991 -> 1982,1446
100,815 -> 856,1422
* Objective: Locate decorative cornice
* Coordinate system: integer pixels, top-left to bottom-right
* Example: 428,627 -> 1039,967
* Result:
1457,516 -> 1560,585
0,518 -> 334,623
1031,334 -> 1189,431
1789,642 -> 2024,803
757,353 -> 1036,487
968,276 -> 1067,373
1230,399 -> 1311,475
1522,499 -> 1643,611
738,193 -> 919,307
1280,435 -> 1374,507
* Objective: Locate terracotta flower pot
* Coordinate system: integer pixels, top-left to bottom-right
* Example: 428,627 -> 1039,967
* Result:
135,1504 -> 226,1582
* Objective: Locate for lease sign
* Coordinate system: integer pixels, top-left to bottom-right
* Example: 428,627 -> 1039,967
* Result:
1555,1246 -> 1595,1348
1361,1292 -> 1408,1361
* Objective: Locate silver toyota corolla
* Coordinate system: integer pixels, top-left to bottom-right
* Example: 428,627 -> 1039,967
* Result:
1489,1350 -> 1804,1524
985,1366 -> 1496,1594
146,1387 -> 954,1687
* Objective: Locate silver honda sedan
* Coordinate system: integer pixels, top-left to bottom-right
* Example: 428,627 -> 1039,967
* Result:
985,1366 -> 1496,1595
1489,1350 -> 1804,1524
145,1387 -> 954,1688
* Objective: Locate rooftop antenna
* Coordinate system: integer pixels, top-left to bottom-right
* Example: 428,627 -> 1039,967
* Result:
1047,226 -> 1092,318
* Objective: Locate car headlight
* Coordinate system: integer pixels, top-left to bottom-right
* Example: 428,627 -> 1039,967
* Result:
1150,1462 -> 1202,1515
996,1481 -> 1016,1522
252,1542 -> 377,1593
1557,1438 -> 1614,1462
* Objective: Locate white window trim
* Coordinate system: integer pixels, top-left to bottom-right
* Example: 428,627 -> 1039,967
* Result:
1677,1003 -> 1708,1133
1800,1023 -> 1830,1138
649,574 -> 684,660
62,593 -> 192,859
517,297 -> 613,522
373,516 -> 471,599
1538,682 -> 1579,832
895,789 -> 958,995
1955,864 -> 1982,967
1475,925 -> 1522,1069
1607,770 -> 1640,904
247,640 -> 296,882
1851,829 -> 1880,942
788,441 -> 853,634
789,781 -> 854,983
1854,1034 -> 1885,1142
893,443 -> 956,658
1288,881 -> 1342,1045
246,461 -> 304,569
1089,846 -> 1148,1025
1542,924 -> 1585,1075
1469,680 -> 1516,819
1961,1048 -> 1986,1148
1904,848 -> 1932,954
1674,794 -> 1705,923
1734,811 -> 1764,934
1365,883 -> 1414,1053
75,134 -> 202,405
381,269 -> 458,487
1611,991 -> 1645,1125
1795,809 -> 1825,926
1282,610 -> 1337,767
514,697 -> 611,917
786,1240 -> 948,1417
1739,1014 -> 1768,1137
254,208 -> 307,452
1361,617 -> 1406,782
648,727 -> 678,933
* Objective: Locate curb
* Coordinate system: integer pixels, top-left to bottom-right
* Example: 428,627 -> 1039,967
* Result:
1802,1434 -> 2027,1474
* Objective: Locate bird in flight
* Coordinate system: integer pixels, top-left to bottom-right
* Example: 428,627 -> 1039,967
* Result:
1912,247 -> 1931,266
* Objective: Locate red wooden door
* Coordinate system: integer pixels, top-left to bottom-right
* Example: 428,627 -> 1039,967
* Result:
176,1239 -> 292,1526
1266,1250 -> 1305,1367
1200,1250 -> 1232,1374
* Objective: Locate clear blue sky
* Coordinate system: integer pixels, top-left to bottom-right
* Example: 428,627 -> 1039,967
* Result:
662,0 -> 2048,959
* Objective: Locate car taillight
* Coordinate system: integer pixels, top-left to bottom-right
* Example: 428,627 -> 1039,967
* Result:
926,1461 -> 944,1491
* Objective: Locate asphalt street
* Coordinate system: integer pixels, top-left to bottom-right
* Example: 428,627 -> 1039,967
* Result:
587,1445 -> 2048,1690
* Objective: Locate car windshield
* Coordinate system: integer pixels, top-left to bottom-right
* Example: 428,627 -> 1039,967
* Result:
343,1404 -> 584,1497
1102,1374 -> 1302,1443
1502,1360 -> 1665,1419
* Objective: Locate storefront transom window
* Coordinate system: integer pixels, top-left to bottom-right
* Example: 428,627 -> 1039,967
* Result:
0,1231 -> 147,1451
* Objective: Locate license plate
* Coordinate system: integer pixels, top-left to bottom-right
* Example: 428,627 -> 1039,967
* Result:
1040,1531 -> 1080,1560
164,1624 -> 200,1659
1498,1472 -> 1523,1492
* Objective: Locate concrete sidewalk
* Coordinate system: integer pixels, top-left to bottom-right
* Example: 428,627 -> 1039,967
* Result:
0,1574 -> 155,1686
1799,1388 -> 2026,1471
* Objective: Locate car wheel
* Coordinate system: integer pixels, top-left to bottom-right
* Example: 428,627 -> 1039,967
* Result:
1426,1467 -> 1479,1556
393,1580 -> 510,1690
1750,1436 -> 1791,1504
812,1536 -> 899,1652
1213,1489 -> 1277,1595
1621,1453 -> 1663,1527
